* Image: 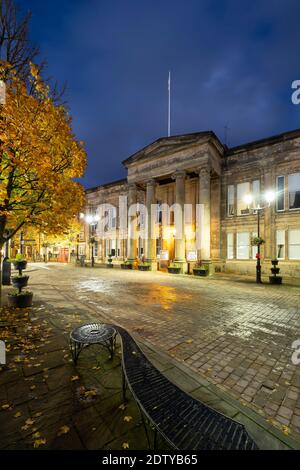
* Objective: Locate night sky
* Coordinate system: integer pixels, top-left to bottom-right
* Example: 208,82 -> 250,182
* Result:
21,0 -> 300,188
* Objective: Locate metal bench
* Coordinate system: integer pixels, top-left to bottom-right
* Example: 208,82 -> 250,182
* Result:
113,325 -> 259,450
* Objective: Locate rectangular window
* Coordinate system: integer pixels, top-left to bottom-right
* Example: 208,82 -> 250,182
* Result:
252,232 -> 258,259
156,202 -> 162,224
94,241 -> 98,257
276,230 -> 285,260
288,173 -> 300,209
237,232 -> 250,259
289,229 -> 300,259
79,245 -> 85,256
227,185 -> 234,216
237,182 -> 250,215
252,180 -> 260,207
227,233 -> 234,259
277,176 -> 285,211
108,208 -> 116,229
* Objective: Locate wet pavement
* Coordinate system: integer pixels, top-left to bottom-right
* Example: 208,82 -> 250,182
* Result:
21,263 -> 300,438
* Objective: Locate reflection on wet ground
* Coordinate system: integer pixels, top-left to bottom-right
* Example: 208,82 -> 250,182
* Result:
28,264 -> 300,437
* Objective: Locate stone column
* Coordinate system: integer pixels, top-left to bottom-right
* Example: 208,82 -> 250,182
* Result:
127,183 -> 137,261
146,179 -> 157,268
173,171 -> 186,269
198,166 -> 211,261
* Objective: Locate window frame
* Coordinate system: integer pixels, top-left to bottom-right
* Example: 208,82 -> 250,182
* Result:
288,229 -> 300,260
236,232 -> 250,260
227,185 -> 235,217
276,175 -> 285,212
288,173 -> 300,211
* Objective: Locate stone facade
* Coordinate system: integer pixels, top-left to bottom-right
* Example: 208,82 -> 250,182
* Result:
83,129 -> 300,279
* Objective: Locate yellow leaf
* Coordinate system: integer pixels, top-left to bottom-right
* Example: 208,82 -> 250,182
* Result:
25,418 -> 34,426
34,412 -> 43,417
57,425 -> 70,436
123,416 -> 133,422
282,425 -> 290,436
186,339 -> 193,344
71,375 -> 79,382
30,385 -> 36,390
32,432 -> 41,439
1,404 -> 10,410
33,438 -> 46,448
14,411 -> 22,418
122,442 -> 129,449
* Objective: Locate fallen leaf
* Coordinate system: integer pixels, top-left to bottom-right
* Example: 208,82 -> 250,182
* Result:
122,442 -> 129,449
71,376 -> 79,382
282,425 -> 290,436
1,404 -> 10,410
34,412 -> 43,417
25,418 -> 35,426
123,416 -> 133,422
186,339 -> 193,344
32,432 -> 41,439
33,438 -> 46,448
57,425 -> 70,436
119,404 -> 126,411
14,411 -> 22,418
30,385 -> 36,390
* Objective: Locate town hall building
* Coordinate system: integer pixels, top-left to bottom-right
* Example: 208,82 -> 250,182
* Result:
81,128 -> 300,280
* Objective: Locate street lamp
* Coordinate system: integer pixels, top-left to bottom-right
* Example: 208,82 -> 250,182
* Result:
243,191 -> 276,284
85,214 -> 99,267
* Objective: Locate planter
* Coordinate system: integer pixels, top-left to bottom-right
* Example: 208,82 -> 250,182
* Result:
193,269 -> 208,277
8,292 -> 33,308
269,276 -> 282,285
168,267 -> 181,274
138,265 -> 151,271
271,267 -> 280,275
13,260 -> 27,272
121,264 -> 133,270
271,260 -> 279,266
106,264 -> 114,268
11,275 -> 29,289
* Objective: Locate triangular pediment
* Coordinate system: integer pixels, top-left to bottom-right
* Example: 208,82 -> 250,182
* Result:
122,131 -> 223,167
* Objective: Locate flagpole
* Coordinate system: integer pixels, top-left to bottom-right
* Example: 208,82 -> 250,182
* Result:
168,71 -> 171,137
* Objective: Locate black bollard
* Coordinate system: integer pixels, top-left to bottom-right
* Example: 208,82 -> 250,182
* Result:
2,257 -> 11,285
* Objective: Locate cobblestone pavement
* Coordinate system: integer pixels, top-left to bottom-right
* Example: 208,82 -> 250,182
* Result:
25,263 -> 300,438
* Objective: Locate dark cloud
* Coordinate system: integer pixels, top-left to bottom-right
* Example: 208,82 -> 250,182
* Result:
22,0 -> 300,187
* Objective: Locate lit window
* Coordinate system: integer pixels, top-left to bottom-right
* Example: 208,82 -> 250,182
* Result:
277,176 -> 285,211
276,230 -> 285,259
94,241 -> 98,257
227,185 -> 234,216
289,229 -> 300,259
288,173 -> 300,210
227,233 -> 234,259
237,232 -> 250,259
237,182 -> 250,215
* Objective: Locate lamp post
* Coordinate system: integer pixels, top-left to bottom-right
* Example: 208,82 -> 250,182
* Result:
85,213 -> 99,268
244,191 -> 275,284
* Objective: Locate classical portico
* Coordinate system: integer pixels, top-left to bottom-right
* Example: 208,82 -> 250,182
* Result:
122,132 -> 223,272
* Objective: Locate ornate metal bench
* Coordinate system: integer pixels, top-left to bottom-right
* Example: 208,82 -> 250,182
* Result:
113,325 -> 259,450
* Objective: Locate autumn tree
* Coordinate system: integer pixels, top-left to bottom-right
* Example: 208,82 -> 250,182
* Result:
0,62 -> 86,253
0,0 -> 39,80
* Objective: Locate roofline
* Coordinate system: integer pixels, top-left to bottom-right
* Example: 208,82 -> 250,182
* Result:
122,130 -> 223,167
227,128 -> 300,155
86,178 -> 127,193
